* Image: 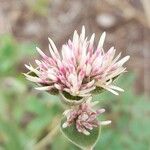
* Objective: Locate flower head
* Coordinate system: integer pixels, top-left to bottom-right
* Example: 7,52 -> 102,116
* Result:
24,26 -> 129,97
62,97 -> 111,135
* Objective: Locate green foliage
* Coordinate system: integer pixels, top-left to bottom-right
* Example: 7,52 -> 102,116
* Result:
0,119 -> 27,150
0,34 -> 36,76
93,74 -> 150,150
0,35 -> 18,75
0,34 -> 149,150
61,118 -> 100,149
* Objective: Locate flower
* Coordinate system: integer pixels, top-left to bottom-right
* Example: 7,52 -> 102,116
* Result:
24,26 -> 130,97
62,97 -> 111,135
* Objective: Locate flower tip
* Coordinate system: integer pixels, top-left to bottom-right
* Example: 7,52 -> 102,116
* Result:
36,46 -> 39,50
36,47 -> 41,53
83,130 -> 90,136
22,73 -> 27,77
24,64 -> 27,67
63,109 -> 71,115
80,25 -> 86,40
101,32 -> 106,41
24,64 -> 30,70
48,37 -> 51,43
102,31 -> 106,36
101,120 -> 112,125
35,86 -> 51,91
73,30 -> 77,34
48,37 -> 53,44
36,47 -> 42,53
97,31 -> 106,49
81,25 -> 85,32
126,55 -> 130,60
108,120 -> 112,124
101,108 -> 106,113
23,73 -> 30,79
62,122 -> 68,128
121,89 -> 124,92
106,120 -> 112,125
97,108 -> 105,114
82,25 -> 85,29
124,55 -> 130,63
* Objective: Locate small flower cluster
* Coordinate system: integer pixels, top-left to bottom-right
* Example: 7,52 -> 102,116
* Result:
62,97 -> 111,135
24,26 -> 129,98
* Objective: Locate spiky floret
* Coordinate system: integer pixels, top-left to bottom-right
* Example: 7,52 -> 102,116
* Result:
24,26 -> 130,97
62,97 -> 111,135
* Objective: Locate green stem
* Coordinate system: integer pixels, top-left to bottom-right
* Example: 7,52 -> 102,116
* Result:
34,124 -> 59,150
83,147 -> 93,150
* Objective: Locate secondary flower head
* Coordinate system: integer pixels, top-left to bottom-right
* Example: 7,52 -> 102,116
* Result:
62,97 -> 111,135
24,26 -> 130,97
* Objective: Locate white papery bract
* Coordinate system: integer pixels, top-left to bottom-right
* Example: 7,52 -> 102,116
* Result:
24,26 -> 130,97
62,97 -> 111,135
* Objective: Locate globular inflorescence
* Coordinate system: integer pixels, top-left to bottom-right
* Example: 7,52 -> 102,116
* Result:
62,96 -> 111,135
24,26 -> 129,136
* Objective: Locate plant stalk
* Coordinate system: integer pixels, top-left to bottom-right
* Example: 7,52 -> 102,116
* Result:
34,124 -> 59,150
83,147 -> 93,150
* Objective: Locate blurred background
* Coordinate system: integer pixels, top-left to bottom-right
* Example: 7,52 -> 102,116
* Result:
0,0 -> 150,150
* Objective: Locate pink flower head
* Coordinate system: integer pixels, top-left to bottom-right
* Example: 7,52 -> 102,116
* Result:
24,26 -> 130,97
62,97 -> 111,135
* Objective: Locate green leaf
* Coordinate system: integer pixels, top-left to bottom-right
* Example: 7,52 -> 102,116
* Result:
62,91 -> 82,101
60,118 -> 100,149
0,119 -> 26,150
59,92 -> 86,106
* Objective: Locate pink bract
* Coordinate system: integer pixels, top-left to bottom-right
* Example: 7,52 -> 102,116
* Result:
62,97 -> 111,135
24,26 -> 130,97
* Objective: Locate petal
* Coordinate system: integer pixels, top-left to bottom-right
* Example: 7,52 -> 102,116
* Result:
109,85 -> 124,92
100,120 -> 112,125
62,122 -> 68,128
36,47 -> 47,58
96,108 -> 105,114
80,26 -> 85,42
48,37 -> 60,58
25,64 -> 39,75
73,30 -> 79,46
35,86 -> 52,90
24,74 -> 42,82
116,55 -> 130,67
89,33 -> 95,48
97,32 -> 106,50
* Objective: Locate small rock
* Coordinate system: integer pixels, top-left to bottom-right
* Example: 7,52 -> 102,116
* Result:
96,13 -> 118,29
